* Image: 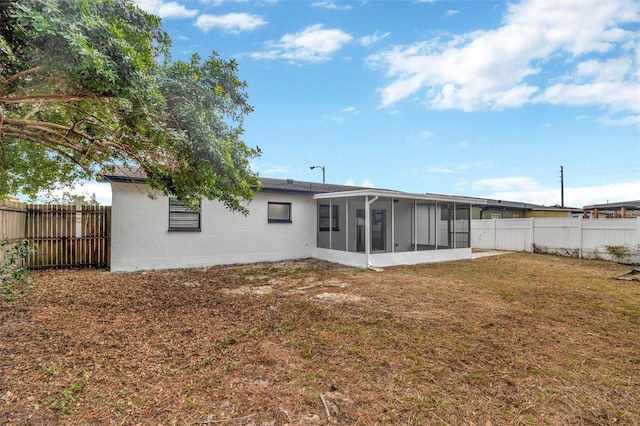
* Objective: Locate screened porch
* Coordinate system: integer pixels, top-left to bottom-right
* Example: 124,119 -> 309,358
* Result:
313,190 -> 473,268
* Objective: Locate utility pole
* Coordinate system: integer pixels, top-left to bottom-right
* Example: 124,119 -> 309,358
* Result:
560,166 -> 564,207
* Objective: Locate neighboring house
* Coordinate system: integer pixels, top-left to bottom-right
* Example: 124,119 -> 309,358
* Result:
102,171 -> 475,272
583,200 -> 640,218
460,196 -> 582,219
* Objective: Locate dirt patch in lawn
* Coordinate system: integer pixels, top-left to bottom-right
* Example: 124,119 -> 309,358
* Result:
1,253 -> 639,425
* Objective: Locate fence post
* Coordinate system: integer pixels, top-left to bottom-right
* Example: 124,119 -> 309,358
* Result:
529,217 -> 535,252
492,218 -> 497,250
637,217 -> 640,264
578,218 -> 583,259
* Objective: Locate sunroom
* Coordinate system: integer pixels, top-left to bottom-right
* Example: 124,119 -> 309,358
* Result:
313,189 -> 474,268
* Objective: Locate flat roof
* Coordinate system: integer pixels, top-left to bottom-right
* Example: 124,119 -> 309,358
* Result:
583,200 -> 640,210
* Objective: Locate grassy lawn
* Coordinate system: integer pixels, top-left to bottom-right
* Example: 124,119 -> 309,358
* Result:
1,252 -> 639,425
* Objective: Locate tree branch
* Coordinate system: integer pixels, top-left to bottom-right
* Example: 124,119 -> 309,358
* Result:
2,127 -> 95,175
0,93 -> 95,103
0,66 -> 43,92
3,117 -> 98,143
22,104 -> 45,120
3,120 -> 164,176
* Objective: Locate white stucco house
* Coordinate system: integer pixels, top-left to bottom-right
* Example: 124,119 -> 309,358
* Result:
103,171 -> 475,272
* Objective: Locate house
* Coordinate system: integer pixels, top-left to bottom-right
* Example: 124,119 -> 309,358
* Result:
102,171 -> 475,272
582,200 -> 640,218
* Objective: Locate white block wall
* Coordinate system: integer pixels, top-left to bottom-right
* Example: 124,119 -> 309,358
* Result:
110,183 -> 317,271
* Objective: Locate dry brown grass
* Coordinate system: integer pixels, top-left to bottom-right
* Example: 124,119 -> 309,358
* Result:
1,252 -> 639,425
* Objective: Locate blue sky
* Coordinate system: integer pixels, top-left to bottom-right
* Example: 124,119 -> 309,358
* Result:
85,0 -> 639,207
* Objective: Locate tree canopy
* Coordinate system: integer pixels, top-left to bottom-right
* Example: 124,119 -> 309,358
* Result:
0,0 -> 260,212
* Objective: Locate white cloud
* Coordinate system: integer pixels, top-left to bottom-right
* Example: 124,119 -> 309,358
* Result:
427,166 -> 454,174
259,165 -> 290,174
343,178 -> 374,187
252,24 -> 352,62
421,130 -> 434,138
446,9 -> 459,17
361,178 -> 375,188
312,1 -> 352,10
576,57 -> 633,82
330,116 -> 344,124
342,106 -> 359,113
478,180 -> 640,208
360,31 -> 391,47
473,176 -> 541,192
134,0 -> 198,18
598,114 -> 640,126
564,180 -> 640,207
427,163 -> 471,174
366,0 -> 640,121
195,13 -> 267,33
536,81 -> 640,114
199,0 -> 258,5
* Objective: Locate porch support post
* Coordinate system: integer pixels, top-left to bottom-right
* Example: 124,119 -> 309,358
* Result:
453,203 -> 457,249
391,198 -> 395,253
328,198 -> 332,249
414,199 -> 417,251
434,202 -> 438,251
345,197 -> 349,252
365,196 -> 378,267
365,195 -> 370,265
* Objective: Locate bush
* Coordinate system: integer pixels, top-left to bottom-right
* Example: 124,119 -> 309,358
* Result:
605,245 -> 630,263
1,239 -> 36,302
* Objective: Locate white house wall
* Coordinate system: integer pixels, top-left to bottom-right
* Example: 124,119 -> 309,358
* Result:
110,183 -> 317,272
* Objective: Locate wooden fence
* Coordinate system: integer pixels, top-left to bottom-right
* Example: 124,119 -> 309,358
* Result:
0,200 -> 28,266
0,200 -> 27,244
1,201 -> 111,269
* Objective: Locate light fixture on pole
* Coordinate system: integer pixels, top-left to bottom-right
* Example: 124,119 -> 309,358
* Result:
310,165 -> 325,183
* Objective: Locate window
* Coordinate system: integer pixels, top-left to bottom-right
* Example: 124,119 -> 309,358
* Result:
169,198 -> 201,231
319,204 -> 339,231
268,202 -> 291,223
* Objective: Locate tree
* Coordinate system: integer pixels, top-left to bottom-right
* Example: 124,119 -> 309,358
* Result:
0,0 -> 260,212
38,190 -> 100,207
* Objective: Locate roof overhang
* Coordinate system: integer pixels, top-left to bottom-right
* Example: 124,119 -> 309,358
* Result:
100,174 -> 146,184
583,200 -> 640,210
313,189 -> 478,204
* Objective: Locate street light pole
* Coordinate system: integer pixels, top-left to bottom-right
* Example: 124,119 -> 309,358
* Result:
310,165 -> 325,183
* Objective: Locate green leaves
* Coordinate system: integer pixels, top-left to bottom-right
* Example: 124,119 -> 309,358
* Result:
0,0 -> 259,211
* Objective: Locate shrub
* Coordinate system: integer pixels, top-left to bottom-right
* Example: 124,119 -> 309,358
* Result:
1,238 -> 36,302
605,245 -> 630,263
